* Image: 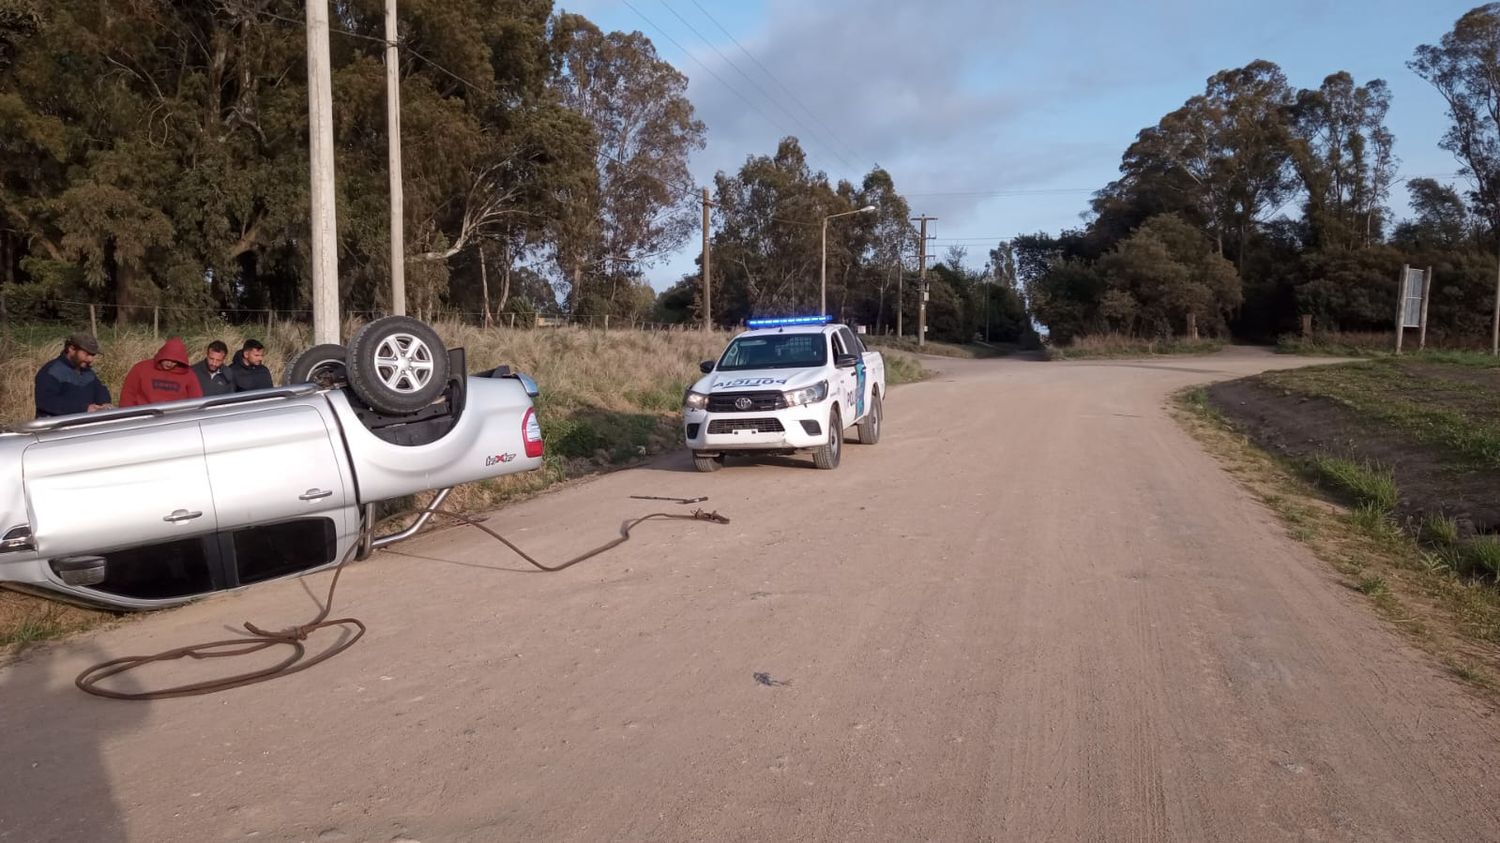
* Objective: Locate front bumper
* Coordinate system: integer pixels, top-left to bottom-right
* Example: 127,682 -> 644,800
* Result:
683,403 -> 831,453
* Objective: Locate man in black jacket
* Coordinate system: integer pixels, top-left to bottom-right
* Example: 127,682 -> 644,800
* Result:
191,340 -> 233,396
34,332 -> 111,418
227,338 -> 274,392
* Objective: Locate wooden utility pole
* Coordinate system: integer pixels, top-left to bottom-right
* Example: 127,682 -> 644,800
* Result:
912,215 -> 937,347
307,0 -> 340,346
702,187 -> 711,331
386,0 -> 406,316
1419,265 -> 1433,351
1395,264 -> 1409,354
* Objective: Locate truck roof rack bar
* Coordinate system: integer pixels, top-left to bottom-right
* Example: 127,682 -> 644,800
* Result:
18,384 -> 323,433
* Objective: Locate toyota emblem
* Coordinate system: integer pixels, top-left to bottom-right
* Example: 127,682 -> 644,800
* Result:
734,396 -> 753,410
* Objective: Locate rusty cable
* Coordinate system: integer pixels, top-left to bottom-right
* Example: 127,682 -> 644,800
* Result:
75,505 -> 730,700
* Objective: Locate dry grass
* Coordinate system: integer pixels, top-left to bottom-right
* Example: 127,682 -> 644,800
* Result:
2,320 -> 731,426
1277,330 -> 1495,358
1048,333 -> 1225,359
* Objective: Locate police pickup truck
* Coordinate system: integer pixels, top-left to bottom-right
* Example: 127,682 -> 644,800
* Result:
683,316 -> 885,471
0,316 -> 545,610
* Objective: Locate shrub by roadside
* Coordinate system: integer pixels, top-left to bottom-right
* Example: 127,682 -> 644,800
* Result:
1046,333 -> 1226,360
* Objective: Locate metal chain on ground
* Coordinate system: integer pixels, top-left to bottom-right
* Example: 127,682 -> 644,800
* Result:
76,505 -> 730,700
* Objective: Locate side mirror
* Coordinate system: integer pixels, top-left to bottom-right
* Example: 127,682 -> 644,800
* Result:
835,354 -> 858,368
699,360 -> 715,374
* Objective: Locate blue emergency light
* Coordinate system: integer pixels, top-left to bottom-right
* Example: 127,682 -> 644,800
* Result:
746,314 -> 833,329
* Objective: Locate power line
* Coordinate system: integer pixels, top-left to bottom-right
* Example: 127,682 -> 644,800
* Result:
620,0 -> 811,161
248,8 -> 865,238
659,0 -> 856,172
686,0 -> 864,170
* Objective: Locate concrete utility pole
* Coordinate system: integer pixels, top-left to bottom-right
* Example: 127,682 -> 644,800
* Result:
912,215 -> 937,347
702,187 -> 711,331
896,265 -> 903,337
307,0 -> 340,345
386,0 -> 406,316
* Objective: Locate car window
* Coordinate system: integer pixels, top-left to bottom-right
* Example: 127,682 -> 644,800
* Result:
838,327 -> 863,355
718,334 -> 828,370
94,537 -> 218,600
830,332 -> 846,357
234,519 -> 338,585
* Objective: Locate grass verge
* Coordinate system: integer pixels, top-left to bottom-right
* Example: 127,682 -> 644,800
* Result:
863,334 -> 1012,359
1047,334 -> 1225,360
1260,358 -> 1500,472
1176,387 -> 1500,694
1278,330 -> 1496,360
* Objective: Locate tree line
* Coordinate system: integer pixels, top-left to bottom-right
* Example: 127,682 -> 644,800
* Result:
1019,4 -> 1500,346
0,0 -> 1028,344
0,1 -> 706,326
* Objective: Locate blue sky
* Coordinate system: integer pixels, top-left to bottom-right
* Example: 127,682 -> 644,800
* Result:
559,0 -> 1480,289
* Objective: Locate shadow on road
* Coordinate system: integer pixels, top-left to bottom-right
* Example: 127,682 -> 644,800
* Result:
0,640 -> 146,841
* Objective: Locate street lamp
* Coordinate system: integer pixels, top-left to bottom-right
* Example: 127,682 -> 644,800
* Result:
822,205 -> 877,316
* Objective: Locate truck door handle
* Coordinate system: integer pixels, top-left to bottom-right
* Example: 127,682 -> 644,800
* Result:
299,488 -> 334,501
163,509 -> 203,523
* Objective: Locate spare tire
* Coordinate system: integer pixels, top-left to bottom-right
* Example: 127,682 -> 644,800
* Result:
345,315 -> 450,415
282,343 -> 349,388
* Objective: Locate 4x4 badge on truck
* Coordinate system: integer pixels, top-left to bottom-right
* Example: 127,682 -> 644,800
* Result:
486,452 -> 517,467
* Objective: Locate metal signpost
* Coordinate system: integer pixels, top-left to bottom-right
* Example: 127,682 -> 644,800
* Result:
1394,265 -> 1433,353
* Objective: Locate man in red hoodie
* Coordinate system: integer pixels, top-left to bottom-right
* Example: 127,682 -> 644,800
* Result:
120,337 -> 205,407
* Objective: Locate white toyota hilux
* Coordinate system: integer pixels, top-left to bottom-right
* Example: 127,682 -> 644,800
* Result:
683,316 -> 885,471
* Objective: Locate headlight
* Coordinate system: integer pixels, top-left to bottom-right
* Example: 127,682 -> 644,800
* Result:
784,380 -> 828,406
684,390 -> 709,410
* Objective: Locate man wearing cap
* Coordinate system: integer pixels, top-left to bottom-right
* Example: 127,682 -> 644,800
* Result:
34,332 -> 112,418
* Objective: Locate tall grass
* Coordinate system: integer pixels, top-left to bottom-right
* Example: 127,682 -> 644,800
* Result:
1278,330 -> 1497,360
3,320 -> 929,511
1049,333 -> 1225,359
1304,455 -> 1399,512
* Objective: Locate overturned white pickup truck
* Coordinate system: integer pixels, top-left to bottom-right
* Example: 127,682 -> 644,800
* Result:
0,316 -> 545,610
682,316 -> 885,471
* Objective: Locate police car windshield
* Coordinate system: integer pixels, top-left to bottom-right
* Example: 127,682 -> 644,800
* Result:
718,334 -> 828,370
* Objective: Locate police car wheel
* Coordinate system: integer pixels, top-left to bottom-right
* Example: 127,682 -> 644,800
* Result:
813,408 -> 842,469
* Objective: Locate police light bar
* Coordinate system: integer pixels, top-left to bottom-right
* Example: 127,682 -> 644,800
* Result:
746,315 -> 833,329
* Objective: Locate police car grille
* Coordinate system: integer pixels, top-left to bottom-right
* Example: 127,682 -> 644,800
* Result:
707,391 -> 787,412
707,418 -> 785,434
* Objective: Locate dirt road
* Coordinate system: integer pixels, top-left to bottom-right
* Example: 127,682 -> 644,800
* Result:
4,348 -> 1499,842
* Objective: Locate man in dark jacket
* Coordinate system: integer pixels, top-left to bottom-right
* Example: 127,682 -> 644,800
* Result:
227,338 -> 274,392
34,332 -> 111,418
192,340 -> 233,396
120,337 -> 204,407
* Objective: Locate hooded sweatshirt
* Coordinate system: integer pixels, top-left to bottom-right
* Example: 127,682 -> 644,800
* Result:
120,337 -> 204,407
227,348 -> 274,393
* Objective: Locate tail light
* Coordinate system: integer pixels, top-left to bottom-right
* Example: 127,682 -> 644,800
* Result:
522,407 -> 544,458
